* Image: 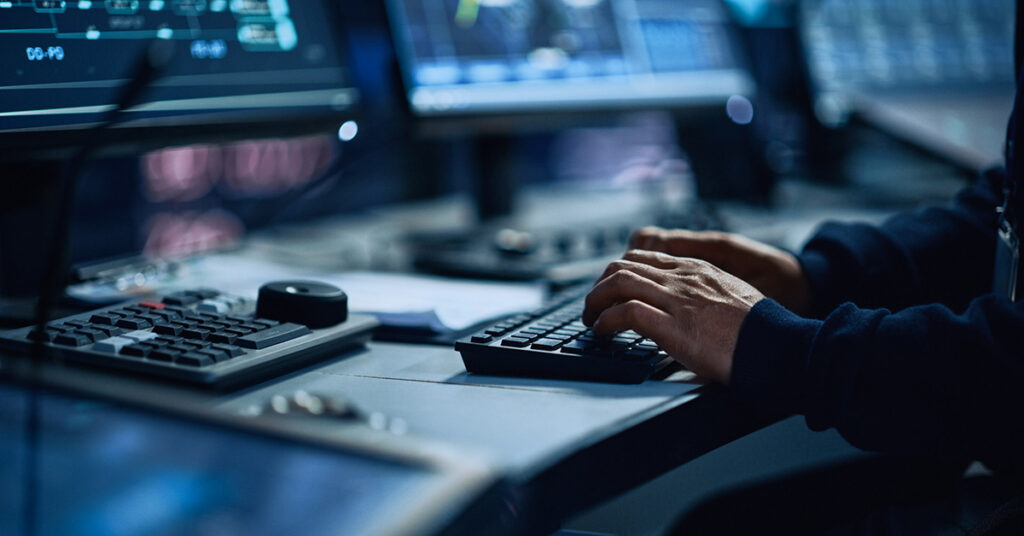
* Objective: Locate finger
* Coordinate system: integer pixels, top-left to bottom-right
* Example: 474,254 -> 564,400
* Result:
628,226 -> 667,250
583,269 -> 675,326
591,299 -> 678,346
621,249 -> 684,270
633,229 -> 734,266
595,257 -> 674,288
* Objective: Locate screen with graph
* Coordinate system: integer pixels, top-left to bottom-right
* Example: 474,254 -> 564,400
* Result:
387,0 -> 753,116
0,0 -> 356,142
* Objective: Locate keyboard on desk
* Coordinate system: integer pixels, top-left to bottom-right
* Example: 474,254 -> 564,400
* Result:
456,289 -> 673,384
0,289 -> 378,389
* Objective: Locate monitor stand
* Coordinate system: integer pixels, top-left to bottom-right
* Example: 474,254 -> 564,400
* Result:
673,114 -> 776,203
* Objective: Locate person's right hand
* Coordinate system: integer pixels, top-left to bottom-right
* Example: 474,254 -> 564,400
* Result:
629,227 -> 812,316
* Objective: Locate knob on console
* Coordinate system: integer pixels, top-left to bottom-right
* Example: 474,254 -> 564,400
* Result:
256,281 -> 348,329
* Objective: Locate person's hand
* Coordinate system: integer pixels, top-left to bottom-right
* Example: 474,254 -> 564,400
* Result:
630,227 -> 811,316
582,250 -> 765,384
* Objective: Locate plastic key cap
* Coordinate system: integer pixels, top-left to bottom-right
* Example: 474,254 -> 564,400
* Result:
236,323 -> 310,349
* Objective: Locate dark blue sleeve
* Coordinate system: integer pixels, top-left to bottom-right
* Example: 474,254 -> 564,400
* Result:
731,298 -> 1024,470
798,168 -> 1004,318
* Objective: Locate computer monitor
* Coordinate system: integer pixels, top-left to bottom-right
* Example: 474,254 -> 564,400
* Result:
799,0 -> 1015,170
386,0 -> 754,120
0,0 -> 360,300
0,0 -> 359,161
0,376 -> 505,536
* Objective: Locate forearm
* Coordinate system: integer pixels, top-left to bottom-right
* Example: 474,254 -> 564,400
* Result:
799,169 -> 1003,317
731,297 -> 1024,471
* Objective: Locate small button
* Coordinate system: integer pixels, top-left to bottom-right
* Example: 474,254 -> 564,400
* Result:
122,330 -> 158,343
147,349 -> 180,362
207,332 -> 237,344
470,335 -> 493,344
153,324 -> 183,336
197,348 -> 229,363
531,339 -> 562,351
89,313 -> 120,325
93,336 -> 135,354
500,338 -> 530,348
236,323 -> 310,350
121,345 -> 152,357
53,333 -> 92,347
210,344 -> 245,358
181,328 -> 212,340
116,317 -> 152,330
162,294 -> 199,306
177,352 -> 215,367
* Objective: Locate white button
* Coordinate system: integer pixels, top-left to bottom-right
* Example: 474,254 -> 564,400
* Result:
122,330 -> 157,343
93,336 -> 136,354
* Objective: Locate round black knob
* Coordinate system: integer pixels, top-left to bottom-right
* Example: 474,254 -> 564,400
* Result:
256,281 -> 348,328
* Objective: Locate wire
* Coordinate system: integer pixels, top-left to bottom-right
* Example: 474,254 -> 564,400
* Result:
22,39 -> 173,536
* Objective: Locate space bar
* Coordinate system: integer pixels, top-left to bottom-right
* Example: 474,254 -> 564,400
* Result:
237,323 -> 311,349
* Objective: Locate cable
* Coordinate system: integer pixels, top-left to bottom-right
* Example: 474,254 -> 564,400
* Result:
22,39 -> 173,536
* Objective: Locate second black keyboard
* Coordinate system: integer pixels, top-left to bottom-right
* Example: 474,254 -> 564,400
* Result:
455,289 -> 673,384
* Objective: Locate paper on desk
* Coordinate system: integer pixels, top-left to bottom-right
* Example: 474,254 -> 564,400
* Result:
70,254 -> 545,333
325,271 -> 545,332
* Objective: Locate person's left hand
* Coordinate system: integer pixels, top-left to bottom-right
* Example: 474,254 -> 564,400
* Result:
582,249 -> 765,384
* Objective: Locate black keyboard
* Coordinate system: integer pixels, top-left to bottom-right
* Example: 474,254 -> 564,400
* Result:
0,289 -> 378,389
455,288 -> 673,384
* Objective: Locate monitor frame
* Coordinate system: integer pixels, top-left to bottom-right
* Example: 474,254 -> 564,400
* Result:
384,0 -> 756,129
0,0 -> 361,163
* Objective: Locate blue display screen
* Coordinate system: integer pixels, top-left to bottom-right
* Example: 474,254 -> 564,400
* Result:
388,0 -> 754,115
0,383 -> 441,536
0,0 -> 357,134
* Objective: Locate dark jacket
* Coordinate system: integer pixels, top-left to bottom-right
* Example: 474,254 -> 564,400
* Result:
730,10 -> 1024,477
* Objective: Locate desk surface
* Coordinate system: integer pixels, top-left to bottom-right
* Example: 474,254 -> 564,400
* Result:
213,342 -> 772,532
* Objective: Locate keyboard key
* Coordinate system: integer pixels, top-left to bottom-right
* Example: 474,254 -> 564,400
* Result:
177,352 -> 215,367
73,328 -> 106,342
91,325 -> 125,338
122,330 -> 158,343
470,335 -> 493,344
138,314 -> 165,324
148,348 -> 180,362
197,300 -> 231,314
252,319 -> 281,329
185,289 -> 220,299
211,344 -> 245,358
93,336 -> 135,354
116,317 -> 152,330
236,323 -> 310,350
560,340 -> 590,354
181,328 -> 212,340
53,333 -> 92,347
197,348 -> 229,363
121,344 -> 152,358
500,338 -> 531,348
531,339 -> 562,351
27,329 -> 58,343
207,332 -> 237,344
89,313 -> 120,325
153,324 -> 183,336
163,293 -> 199,306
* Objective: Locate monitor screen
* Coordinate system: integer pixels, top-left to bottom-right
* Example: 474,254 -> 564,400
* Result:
0,380 -> 493,536
0,0 -> 358,157
387,0 -> 754,116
